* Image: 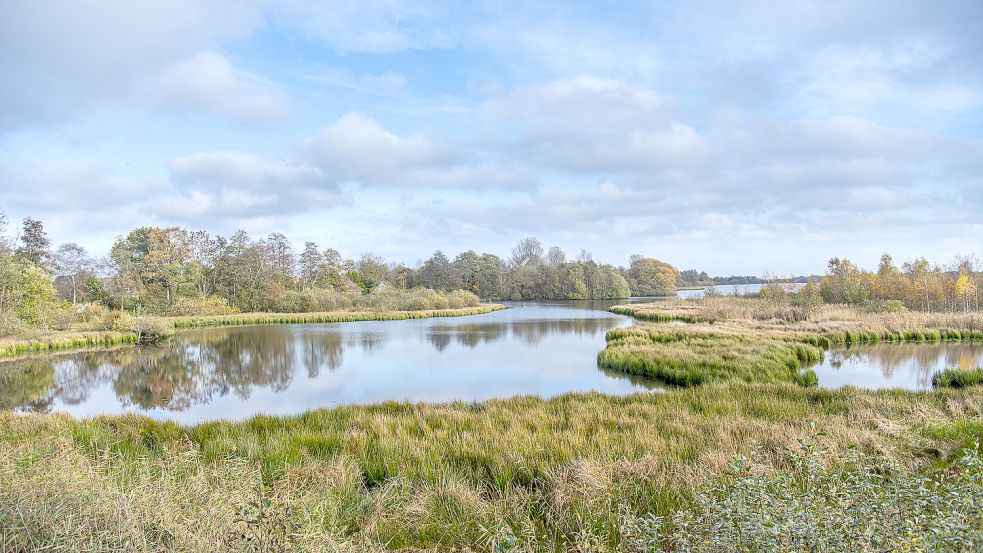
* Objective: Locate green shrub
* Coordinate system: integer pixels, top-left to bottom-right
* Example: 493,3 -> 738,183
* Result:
625,435 -> 983,551
933,367 -> 983,389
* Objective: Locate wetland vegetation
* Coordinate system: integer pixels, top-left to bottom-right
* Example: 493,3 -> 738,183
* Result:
2,210 -> 983,550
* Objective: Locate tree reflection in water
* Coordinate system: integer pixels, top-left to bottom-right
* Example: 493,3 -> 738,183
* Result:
0,304 -> 637,416
817,342 -> 983,390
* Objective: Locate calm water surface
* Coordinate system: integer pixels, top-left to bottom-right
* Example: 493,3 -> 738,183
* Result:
0,301 -> 658,423
809,342 -> 983,391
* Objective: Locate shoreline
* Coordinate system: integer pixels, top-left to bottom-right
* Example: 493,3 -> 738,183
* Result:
0,304 -> 505,359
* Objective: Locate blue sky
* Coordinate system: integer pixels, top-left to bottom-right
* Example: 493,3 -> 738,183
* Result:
1,1 -> 981,275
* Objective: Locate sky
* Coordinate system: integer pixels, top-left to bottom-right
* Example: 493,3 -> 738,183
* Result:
1,1 -> 981,276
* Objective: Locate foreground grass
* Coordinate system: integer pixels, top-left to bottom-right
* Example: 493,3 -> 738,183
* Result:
602,299 -> 983,386
2,384 -> 981,551
0,305 -> 505,360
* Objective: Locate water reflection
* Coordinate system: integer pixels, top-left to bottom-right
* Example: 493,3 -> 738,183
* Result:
811,342 -> 983,390
0,302 -> 655,422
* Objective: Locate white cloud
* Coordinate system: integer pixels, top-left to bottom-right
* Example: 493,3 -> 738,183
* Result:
158,52 -> 286,125
301,112 -> 460,185
165,150 -> 343,218
0,0 -> 265,129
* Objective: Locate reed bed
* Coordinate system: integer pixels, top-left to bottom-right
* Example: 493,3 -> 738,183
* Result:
0,331 -> 138,358
1,384 -> 980,551
169,304 -> 505,329
933,367 -> 983,389
603,298 -> 983,386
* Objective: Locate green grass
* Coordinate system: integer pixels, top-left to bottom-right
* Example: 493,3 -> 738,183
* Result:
1,384 -> 980,551
168,304 -> 505,329
597,327 -> 821,386
0,331 -> 138,358
603,298 -> 983,387
933,367 -> 983,389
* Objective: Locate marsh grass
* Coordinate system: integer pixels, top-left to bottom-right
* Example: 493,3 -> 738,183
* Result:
0,331 -> 138,358
168,304 -> 505,329
603,298 -> 983,386
933,367 -> 983,389
1,385 -> 981,551
598,327 -> 822,386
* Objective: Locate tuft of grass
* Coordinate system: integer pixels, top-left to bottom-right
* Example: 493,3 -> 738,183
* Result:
1,384 -> 981,551
933,367 -> 983,389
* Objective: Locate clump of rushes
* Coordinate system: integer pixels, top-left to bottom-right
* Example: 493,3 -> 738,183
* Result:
932,367 -> 983,389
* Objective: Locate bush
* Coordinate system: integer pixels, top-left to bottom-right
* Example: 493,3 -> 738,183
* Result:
168,295 -> 238,317
446,290 -> 480,309
625,434 -> 983,551
108,311 -> 134,333
0,312 -> 31,337
933,367 -> 983,389
271,290 -> 317,313
128,316 -> 174,342
308,289 -> 353,311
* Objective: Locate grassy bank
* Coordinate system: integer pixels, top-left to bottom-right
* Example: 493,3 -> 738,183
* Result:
0,330 -> 139,358
169,304 -> 505,329
0,305 -> 505,359
602,298 -> 983,386
1,384 -> 981,551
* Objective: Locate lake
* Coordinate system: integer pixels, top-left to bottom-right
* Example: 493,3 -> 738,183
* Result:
0,301 -> 657,423
3,299 -> 979,422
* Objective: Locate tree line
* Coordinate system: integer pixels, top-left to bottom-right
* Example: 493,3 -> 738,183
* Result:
815,254 -> 982,313
0,213 -> 681,326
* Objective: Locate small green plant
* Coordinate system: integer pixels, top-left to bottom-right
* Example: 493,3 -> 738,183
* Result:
231,485 -> 301,553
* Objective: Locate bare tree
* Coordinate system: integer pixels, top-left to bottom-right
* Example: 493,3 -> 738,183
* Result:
53,242 -> 94,304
